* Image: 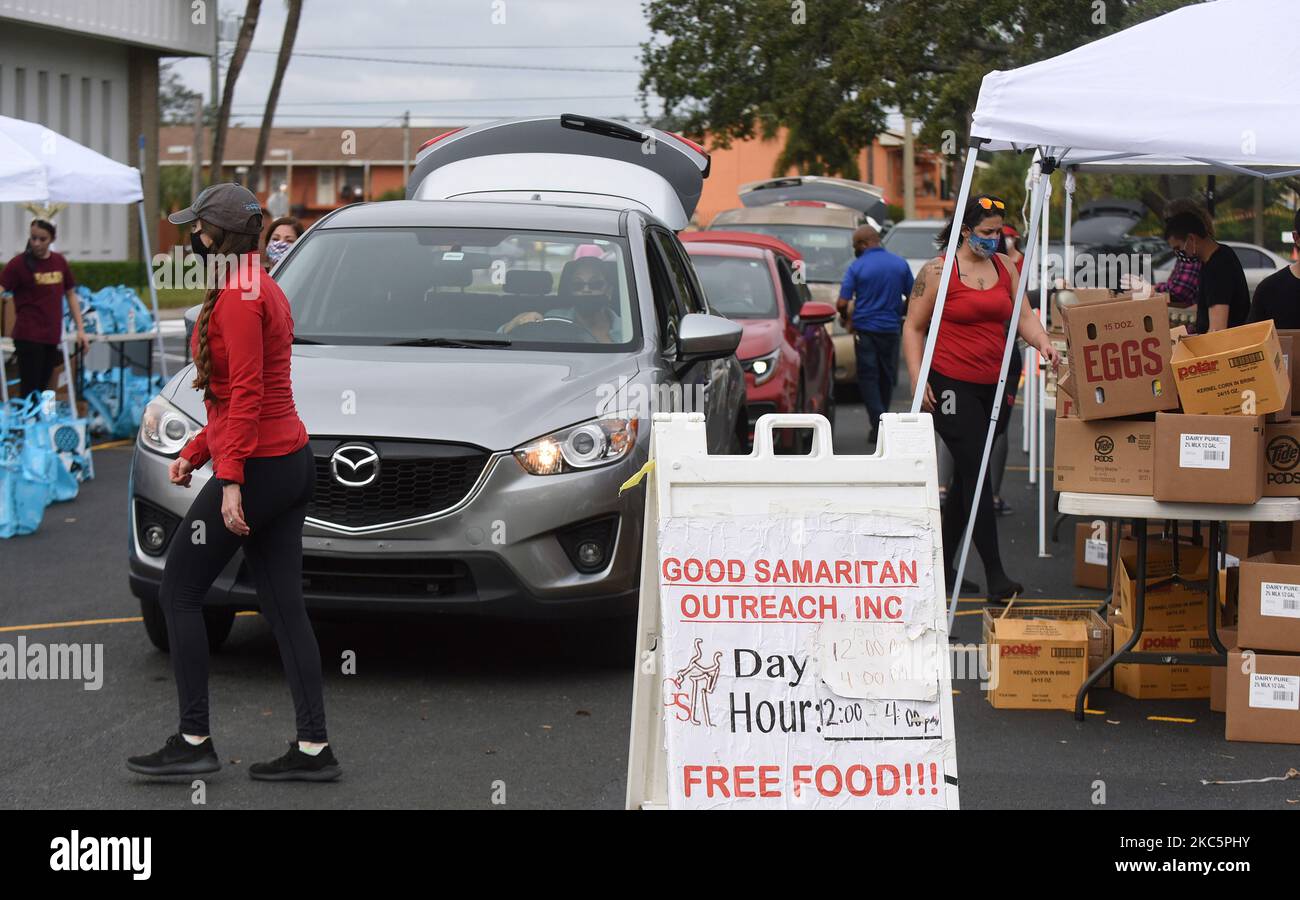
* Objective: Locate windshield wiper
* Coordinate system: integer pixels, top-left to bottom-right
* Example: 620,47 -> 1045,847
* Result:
387,336 -> 512,348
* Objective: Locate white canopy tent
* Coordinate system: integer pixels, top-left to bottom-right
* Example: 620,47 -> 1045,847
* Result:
0,114 -> 168,405
913,0 -> 1300,628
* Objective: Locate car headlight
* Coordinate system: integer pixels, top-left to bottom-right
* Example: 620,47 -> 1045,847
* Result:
741,348 -> 781,385
513,417 -> 638,475
140,396 -> 201,456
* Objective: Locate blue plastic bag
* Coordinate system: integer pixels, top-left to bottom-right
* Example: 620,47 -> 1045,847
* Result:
0,394 -> 55,537
67,285 -> 155,335
83,368 -> 164,439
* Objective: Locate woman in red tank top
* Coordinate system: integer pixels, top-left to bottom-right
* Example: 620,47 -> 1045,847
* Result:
901,194 -> 1060,602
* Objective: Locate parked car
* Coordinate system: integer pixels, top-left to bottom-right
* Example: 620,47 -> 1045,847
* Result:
680,230 -> 837,449
880,218 -> 945,277
1152,240 -> 1291,295
129,115 -> 745,647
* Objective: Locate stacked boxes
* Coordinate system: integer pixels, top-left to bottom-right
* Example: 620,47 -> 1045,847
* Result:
1224,551 -> 1300,743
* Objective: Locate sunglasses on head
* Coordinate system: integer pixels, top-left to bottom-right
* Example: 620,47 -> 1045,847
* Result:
976,197 -> 1006,211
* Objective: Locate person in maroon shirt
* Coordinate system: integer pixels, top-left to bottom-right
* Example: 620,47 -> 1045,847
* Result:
127,183 -> 340,782
903,194 -> 1060,602
0,219 -> 89,396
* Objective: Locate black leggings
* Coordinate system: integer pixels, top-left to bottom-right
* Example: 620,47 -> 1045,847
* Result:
929,370 -> 1009,585
159,443 -> 327,742
14,339 -> 61,397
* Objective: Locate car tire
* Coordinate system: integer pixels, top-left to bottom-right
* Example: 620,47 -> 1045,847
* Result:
140,597 -> 236,653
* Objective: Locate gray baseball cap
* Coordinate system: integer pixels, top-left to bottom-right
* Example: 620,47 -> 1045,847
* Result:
168,182 -> 264,235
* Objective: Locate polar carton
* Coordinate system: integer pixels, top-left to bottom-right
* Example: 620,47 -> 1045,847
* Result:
1153,412 -> 1265,504
1237,552 -> 1300,654
983,605 -> 1111,689
1053,417 -> 1156,495
1063,293 -> 1178,420
1112,540 -> 1230,630
1226,649 -> 1300,745
986,617 -> 1089,710
1112,620 -> 1213,699
1170,320 -> 1288,416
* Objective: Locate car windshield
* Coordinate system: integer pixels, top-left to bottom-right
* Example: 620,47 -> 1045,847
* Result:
712,224 -> 853,282
689,254 -> 779,319
275,227 -> 638,351
883,227 -> 943,259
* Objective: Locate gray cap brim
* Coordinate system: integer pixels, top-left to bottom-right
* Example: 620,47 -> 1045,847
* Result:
167,207 -> 199,225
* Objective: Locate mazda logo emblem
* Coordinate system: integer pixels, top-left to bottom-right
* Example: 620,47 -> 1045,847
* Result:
330,443 -> 379,487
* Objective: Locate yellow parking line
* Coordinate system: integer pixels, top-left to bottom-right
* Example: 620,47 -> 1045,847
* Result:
1147,715 -> 1197,724
1085,708 -> 1107,716
1,610 -> 258,633
90,438 -> 133,450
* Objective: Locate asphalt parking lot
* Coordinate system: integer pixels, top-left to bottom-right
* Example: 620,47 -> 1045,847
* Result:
2,367 -> 1298,809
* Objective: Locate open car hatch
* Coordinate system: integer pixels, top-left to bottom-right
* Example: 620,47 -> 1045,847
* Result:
406,114 -> 710,230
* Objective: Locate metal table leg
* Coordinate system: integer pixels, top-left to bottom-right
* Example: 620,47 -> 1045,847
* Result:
1076,516 -> 1146,719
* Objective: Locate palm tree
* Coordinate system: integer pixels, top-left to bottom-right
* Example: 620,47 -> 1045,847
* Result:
249,0 -> 304,197
211,0 -> 262,184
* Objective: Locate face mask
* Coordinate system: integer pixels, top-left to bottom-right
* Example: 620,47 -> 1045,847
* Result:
1174,248 -> 1194,262
967,233 -> 999,258
266,239 -> 291,263
191,231 -> 211,263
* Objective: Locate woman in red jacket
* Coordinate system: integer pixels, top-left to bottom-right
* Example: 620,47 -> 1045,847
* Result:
127,183 -> 339,781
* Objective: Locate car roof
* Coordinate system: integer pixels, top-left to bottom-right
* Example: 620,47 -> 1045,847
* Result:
680,239 -> 768,261
679,230 -> 800,261
709,205 -> 860,227
891,219 -> 945,229
316,199 -> 628,236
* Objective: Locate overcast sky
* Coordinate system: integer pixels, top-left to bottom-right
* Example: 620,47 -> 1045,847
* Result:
168,0 -> 657,129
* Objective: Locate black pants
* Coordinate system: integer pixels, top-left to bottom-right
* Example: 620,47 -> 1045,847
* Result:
854,329 -> 900,436
14,339 -> 61,398
159,443 -> 328,741
929,370 -> 1009,585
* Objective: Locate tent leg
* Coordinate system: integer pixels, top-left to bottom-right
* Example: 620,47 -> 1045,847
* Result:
60,336 -> 78,410
947,160 -> 1050,632
912,148 -> 980,412
1038,174 -> 1052,558
137,202 -> 168,381
1063,167 -> 1075,288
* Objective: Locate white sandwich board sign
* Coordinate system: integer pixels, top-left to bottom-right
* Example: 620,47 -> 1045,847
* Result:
625,412 -> 958,809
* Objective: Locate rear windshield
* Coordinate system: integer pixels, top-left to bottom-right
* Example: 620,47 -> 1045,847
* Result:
710,224 -> 852,282
883,227 -> 943,259
275,227 -> 639,351
689,254 -> 779,319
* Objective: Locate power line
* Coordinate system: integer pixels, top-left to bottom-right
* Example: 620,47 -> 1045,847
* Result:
243,48 -> 638,73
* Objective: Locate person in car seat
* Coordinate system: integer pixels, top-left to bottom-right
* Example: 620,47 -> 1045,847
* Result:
500,256 -> 622,342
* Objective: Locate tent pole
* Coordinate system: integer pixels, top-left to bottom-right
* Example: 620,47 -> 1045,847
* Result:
1038,173 -> 1051,558
1063,167 -> 1075,288
1021,344 -> 1031,454
947,156 -> 1050,631
137,201 -> 168,381
1025,160 -> 1038,483
59,336 -> 78,411
912,146 -> 981,413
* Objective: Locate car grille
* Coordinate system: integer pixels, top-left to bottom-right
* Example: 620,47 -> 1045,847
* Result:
300,554 -> 473,598
307,437 -> 491,528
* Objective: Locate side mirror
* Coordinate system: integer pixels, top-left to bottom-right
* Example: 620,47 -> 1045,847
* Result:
677,312 -> 742,364
183,303 -> 202,346
799,301 -> 837,326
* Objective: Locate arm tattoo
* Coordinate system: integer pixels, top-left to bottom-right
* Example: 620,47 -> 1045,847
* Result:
911,260 -> 939,299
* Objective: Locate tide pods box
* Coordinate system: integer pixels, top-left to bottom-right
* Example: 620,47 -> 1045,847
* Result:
1170,320 -> 1288,416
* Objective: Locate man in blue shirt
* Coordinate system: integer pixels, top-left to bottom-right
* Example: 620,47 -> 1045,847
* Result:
837,225 -> 914,443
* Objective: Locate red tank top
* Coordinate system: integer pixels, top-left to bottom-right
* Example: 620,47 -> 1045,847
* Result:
932,254 -> 1014,385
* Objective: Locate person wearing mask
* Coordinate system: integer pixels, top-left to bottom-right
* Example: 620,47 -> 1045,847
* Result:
903,194 -> 1060,602
126,183 -> 340,782
1124,199 -> 1206,308
836,225 -> 914,445
0,220 -> 90,396
500,256 -> 622,342
1164,210 -> 1248,333
1247,208 -> 1300,328
263,216 -> 303,270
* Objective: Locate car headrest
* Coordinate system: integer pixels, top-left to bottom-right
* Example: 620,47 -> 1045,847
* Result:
504,269 -> 554,295
430,261 -> 474,288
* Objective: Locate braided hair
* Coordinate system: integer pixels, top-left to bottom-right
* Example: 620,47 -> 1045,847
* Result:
191,220 -> 259,399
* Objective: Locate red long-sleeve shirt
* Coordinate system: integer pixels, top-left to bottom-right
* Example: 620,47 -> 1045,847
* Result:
179,255 -> 308,483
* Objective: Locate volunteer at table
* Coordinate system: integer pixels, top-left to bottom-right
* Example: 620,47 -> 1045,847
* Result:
1164,210 -> 1249,333
903,193 -> 1061,602
1247,208 -> 1300,328
0,219 -> 90,396
126,183 -> 340,783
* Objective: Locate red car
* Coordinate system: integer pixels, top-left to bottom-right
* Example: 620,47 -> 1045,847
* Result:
681,231 -> 837,449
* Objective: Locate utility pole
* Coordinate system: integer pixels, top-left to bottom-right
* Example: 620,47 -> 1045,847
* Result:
191,94 -> 204,197
402,110 -> 411,188
902,115 -> 916,220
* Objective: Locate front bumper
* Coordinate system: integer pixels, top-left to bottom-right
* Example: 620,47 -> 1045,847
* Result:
127,438 -> 645,620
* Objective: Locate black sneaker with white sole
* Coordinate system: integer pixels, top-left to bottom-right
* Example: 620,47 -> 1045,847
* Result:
249,741 -> 342,782
127,733 -> 221,776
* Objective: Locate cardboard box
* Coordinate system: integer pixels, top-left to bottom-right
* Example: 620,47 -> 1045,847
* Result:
1073,522 -> 1111,589
1063,293 -> 1178,420
1051,288 -> 1133,333
1237,552 -> 1300,653
1247,520 -> 1299,557
1055,365 -> 1076,419
1053,417 -> 1156,495
1226,649 -> 1300,744
1113,540 -> 1230,630
1210,626 -> 1238,712
1263,422 -> 1300,496
1267,334 -> 1292,423
1112,620 -> 1213,698
983,605 -> 1112,689
1277,329 -> 1300,413
1227,522 -> 1250,560
986,617 -> 1090,710
1170,320 -> 1288,416
1153,412 -> 1265,504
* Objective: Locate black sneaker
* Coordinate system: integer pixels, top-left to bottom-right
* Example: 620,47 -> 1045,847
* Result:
127,733 -> 220,776
249,741 -> 342,782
